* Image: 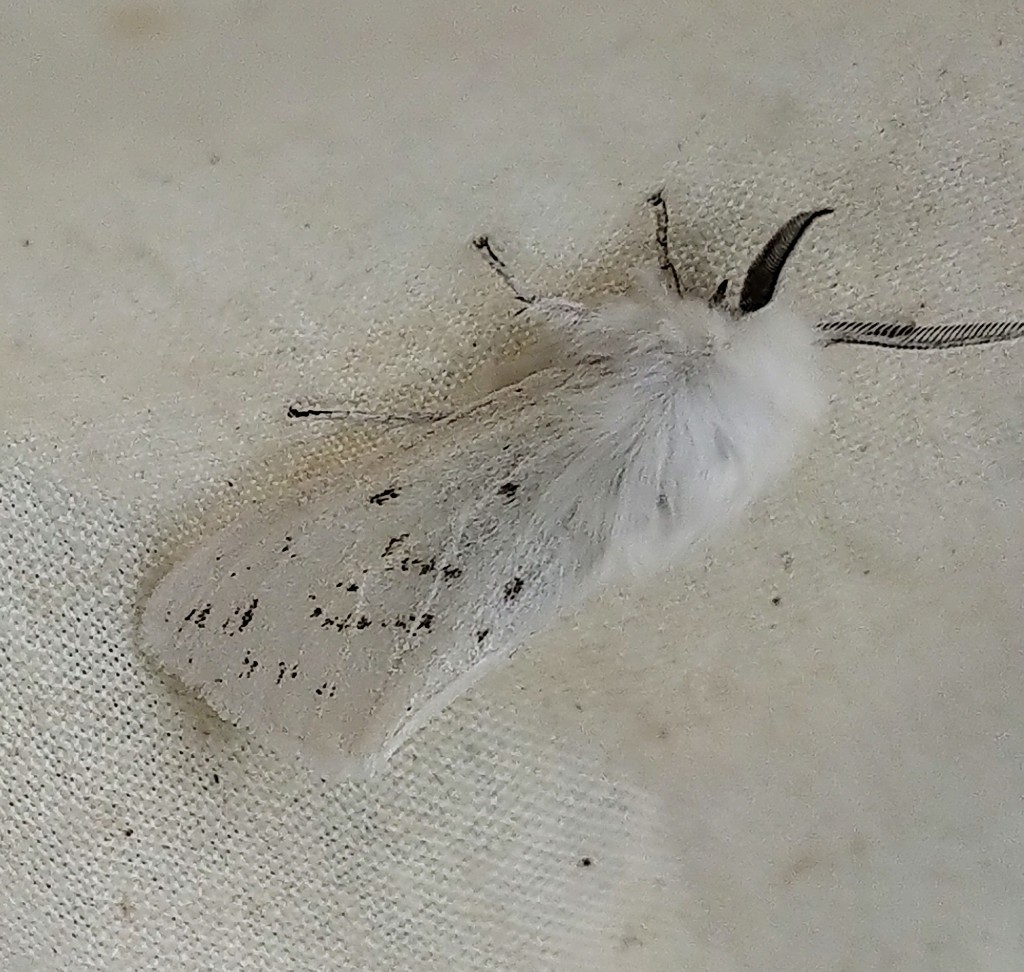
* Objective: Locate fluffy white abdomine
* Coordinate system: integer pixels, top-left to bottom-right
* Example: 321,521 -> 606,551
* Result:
141,272 -> 825,780
142,200 -> 854,779
519,274 -> 825,581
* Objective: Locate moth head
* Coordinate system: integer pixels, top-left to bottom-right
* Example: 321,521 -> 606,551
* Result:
711,208 -> 834,316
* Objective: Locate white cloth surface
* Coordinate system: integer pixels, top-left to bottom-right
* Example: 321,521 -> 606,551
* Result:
2,1 -> 1023,969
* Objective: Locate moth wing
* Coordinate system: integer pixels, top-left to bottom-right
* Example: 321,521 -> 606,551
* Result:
140,376 -> 594,779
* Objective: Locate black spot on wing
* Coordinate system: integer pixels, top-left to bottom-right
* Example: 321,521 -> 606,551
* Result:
275,663 -> 296,684
238,654 -> 259,678
442,565 -> 463,582
382,534 -> 410,557
221,597 -> 260,636
386,612 -> 435,633
497,481 -> 519,502
369,486 -> 401,506
236,598 -> 258,633
503,577 -> 524,602
475,628 -> 490,644
318,611 -> 355,631
183,603 -> 212,630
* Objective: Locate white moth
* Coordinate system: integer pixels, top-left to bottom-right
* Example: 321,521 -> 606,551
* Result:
141,193 -> 1024,779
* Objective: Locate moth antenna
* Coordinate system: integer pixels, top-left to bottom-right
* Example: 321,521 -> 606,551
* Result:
815,319 -> 1024,350
739,208 -> 833,315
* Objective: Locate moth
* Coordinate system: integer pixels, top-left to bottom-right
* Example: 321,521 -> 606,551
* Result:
141,193 -> 1024,779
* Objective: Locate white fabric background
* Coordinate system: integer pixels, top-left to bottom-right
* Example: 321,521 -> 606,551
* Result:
2,1 -> 1023,969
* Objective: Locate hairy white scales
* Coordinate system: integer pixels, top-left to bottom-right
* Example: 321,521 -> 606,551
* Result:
141,194 -> 1024,779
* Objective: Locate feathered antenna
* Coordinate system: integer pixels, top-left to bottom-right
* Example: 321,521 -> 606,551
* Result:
815,318 -> 1024,350
704,197 -> 1024,348
647,193 -> 833,314
738,208 -> 834,314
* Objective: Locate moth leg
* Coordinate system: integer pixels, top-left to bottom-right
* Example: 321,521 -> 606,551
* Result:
287,404 -> 450,423
648,190 -> 683,298
473,235 -> 535,304
474,235 -> 588,329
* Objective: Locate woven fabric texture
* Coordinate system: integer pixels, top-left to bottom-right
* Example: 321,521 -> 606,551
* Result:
3,2 -> 1023,969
